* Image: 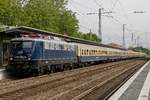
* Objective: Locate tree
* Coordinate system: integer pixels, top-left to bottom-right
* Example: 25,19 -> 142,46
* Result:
21,0 -> 68,32
0,0 -> 22,26
0,0 -> 101,43
129,46 -> 150,55
58,10 -> 79,35
0,0 -> 78,33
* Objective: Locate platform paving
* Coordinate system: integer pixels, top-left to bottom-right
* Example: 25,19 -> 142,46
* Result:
108,61 -> 150,100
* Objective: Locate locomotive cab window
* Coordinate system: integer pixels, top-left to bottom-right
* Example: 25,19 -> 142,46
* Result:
11,41 -> 33,49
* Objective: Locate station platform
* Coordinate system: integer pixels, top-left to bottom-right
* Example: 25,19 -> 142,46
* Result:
109,61 -> 150,100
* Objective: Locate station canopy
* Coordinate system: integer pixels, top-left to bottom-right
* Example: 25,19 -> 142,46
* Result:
0,26 -> 126,50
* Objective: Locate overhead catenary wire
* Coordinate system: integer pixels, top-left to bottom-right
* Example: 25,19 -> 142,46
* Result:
94,0 -> 102,7
70,0 -> 143,43
69,0 -> 99,33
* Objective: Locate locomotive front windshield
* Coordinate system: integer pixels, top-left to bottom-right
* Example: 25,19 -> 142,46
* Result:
10,40 -> 34,61
12,41 -> 33,49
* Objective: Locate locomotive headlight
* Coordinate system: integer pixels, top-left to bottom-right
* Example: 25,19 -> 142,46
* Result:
28,58 -> 31,60
10,58 -> 13,60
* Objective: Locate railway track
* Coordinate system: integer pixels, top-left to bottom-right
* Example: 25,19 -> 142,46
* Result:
0,59 -> 146,99
78,61 -> 145,100
41,60 -> 144,100
0,60 -> 131,93
0,79 -> 12,84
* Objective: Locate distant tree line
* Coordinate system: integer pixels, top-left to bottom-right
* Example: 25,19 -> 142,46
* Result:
0,0 -> 101,42
129,46 -> 150,55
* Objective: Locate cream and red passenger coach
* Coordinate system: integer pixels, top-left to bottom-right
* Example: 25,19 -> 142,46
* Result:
76,43 -> 146,63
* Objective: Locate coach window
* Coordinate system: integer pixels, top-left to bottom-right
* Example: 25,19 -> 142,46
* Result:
102,50 -> 104,54
87,49 -> 89,55
102,51 -> 104,54
84,50 -> 86,55
99,50 -> 101,54
89,50 -> 91,55
83,50 -> 85,55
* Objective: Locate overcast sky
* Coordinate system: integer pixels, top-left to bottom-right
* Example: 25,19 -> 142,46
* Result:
67,0 -> 150,48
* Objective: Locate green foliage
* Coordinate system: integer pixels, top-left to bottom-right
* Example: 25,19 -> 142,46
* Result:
129,46 -> 150,55
0,0 -> 101,43
82,33 -> 101,42
72,31 -> 101,42
0,0 -> 22,25
58,10 -> 79,35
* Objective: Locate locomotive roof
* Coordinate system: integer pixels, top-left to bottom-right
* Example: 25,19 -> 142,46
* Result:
11,37 -> 75,45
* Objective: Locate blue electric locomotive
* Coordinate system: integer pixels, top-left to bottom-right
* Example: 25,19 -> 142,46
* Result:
8,37 -> 77,75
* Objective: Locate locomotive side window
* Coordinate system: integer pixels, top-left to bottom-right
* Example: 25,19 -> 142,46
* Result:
71,45 -> 75,51
64,44 -> 68,51
70,45 -> 73,51
59,44 -> 64,50
54,43 -> 59,50
50,43 -> 54,50
44,42 -> 49,49
48,43 -> 51,49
